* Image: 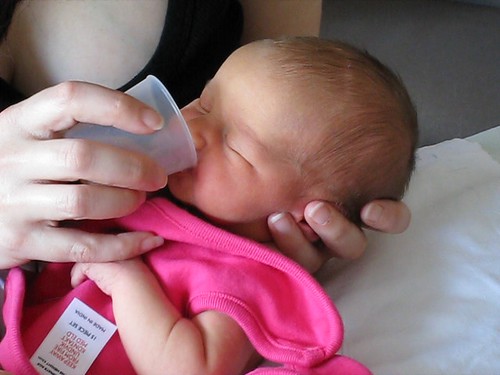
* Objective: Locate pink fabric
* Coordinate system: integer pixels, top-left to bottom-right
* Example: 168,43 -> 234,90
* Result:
0,198 -> 370,374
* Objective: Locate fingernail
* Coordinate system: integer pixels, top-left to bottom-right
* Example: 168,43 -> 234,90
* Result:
141,235 -> 164,251
151,170 -> 168,190
269,212 -> 291,232
155,173 -> 168,188
364,203 -> 383,224
142,108 -> 164,130
307,201 -> 331,225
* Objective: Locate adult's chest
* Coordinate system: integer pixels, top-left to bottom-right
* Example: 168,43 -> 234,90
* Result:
2,0 -> 169,95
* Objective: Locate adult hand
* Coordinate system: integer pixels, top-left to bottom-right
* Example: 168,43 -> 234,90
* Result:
268,200 -> 411,273
0,81 -> 168,269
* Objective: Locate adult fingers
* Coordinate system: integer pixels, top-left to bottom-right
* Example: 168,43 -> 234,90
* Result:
14,184 -> 146,221
22,139 -> 167,191
360,200 -> 411,234
4,81 -> 163,138
6,226 -> 164,267
304,201 -> 367,260
268,212 -> 328,273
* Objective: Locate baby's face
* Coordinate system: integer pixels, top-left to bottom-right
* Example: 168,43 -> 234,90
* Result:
168,44 -> 324,241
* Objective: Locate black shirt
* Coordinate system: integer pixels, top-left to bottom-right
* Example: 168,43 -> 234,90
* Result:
0,0 -> 243,111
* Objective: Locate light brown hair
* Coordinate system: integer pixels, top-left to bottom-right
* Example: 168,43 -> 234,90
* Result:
265,37 -> 418,224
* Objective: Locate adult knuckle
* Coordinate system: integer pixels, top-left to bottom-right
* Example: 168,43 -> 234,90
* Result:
0,226 -> 31,267
109,93 -> 128,120
61,139 -> 94,172
70,240 -> 95,263
126,156 -> 148,185
60,185 -> 92,218
53,81 -> 79,107
1,228 -> 27,254
0,104 -> 22,129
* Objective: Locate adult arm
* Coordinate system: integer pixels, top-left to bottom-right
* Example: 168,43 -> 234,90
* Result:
239,0 -> 322,44
72,259 -> 256,375
0,82 -> 168,268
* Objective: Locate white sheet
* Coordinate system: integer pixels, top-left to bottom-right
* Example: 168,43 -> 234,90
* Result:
2,131 -> 499,373
317,138 -> 500,374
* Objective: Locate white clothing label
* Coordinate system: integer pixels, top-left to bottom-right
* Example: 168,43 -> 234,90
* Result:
30,298 -> 117,375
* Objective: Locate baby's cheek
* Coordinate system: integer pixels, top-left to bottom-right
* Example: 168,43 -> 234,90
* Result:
167,172 -> 195,205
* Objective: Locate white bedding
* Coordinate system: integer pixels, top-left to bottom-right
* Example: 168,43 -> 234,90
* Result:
2,128 -> 499,373
317,129 -> 500,374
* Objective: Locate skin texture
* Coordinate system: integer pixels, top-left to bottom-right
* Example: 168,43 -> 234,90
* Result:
70,42 -> 328,374
0,2 -> 411,374
0,0 -> 410,269
0,82 -> 167,268
71,40 -> 410,374
170,44 -> 321,242
72,259 -> 257,375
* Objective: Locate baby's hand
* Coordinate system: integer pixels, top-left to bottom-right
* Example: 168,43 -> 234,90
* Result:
71,258 -> 144,296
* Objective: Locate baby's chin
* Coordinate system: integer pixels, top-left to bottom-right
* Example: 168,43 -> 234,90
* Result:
167,181 -> 272,243
166,170 -> 193,204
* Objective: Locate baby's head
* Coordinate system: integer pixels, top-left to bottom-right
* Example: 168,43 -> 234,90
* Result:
265,37 -> 418,224
169,37 -> 418,241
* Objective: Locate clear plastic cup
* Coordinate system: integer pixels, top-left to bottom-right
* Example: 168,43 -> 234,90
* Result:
65,75 -> 197,175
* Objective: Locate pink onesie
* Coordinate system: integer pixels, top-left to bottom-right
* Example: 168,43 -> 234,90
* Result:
0,198 -> 370,374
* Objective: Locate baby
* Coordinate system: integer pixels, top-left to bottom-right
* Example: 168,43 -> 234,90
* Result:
0,37 -> 417,374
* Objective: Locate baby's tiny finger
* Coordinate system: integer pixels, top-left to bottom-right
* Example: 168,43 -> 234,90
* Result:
70,263 -> 89,287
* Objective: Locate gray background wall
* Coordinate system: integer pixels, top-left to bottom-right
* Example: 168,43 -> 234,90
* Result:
320,0 -> 500,146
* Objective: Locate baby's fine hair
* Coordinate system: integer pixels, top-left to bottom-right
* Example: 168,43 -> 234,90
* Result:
264,37 -> 418,225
